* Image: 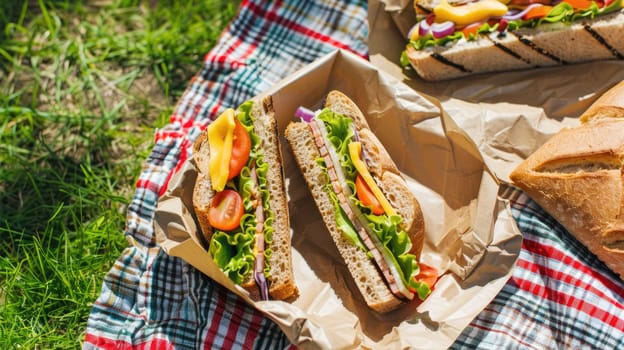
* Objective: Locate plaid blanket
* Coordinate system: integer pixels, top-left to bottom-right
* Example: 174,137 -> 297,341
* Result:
84,0 -> 624,349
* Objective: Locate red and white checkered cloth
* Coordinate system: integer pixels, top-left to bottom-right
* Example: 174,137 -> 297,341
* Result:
84,1 -> 624,349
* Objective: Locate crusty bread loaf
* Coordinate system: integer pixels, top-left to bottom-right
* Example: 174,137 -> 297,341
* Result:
284,90 -> 426,312
192,96 -> 298,301
406,9 -> 624,81
510,81 -> 624,280
580,81 -> 624,123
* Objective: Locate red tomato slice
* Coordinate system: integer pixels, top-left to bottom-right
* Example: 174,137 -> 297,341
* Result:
523,5 -> 553,20
355,174 -> 384,215
208,189 -> 245,231
413,263 -> 438,290
563,0 -> 592,8
228,120 -> 251,180
461,22 -> 481,39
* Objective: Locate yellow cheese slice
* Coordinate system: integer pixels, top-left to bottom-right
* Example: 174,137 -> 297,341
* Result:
348,141 -> 396,216
207,108 -> 236,192
434,0 -> 508,27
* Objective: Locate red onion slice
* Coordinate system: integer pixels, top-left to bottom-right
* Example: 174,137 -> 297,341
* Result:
295,106 -> 315,122
502,4 -> 542,20
431,21 -> 455,39
418,19 -> 430,36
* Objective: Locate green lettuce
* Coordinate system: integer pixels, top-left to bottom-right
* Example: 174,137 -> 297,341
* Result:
325,180 -> 367,252
208,100 -> 273,284
210,230 -> 254,284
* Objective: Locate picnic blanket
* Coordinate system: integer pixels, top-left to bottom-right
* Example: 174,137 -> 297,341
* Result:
83,0 -> 624,349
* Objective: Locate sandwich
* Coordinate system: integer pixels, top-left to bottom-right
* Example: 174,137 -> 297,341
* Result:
400,0 -> 624,81
192,96 -> 299,301
510,80 -> 624,279
284,90 -> 434,313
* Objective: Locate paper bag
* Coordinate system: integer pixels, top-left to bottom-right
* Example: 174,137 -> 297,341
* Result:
153,49 -> 521,350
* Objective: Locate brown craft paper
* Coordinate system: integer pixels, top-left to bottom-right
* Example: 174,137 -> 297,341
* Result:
153,49 -> 522,349
370,0 -> 624,182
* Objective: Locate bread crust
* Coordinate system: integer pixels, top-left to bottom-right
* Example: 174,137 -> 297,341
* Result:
580,81 -> 624,123
192,132 -> 215,245
192,97 -> 298,301
285,90 -> 426,312
357,128 -> 425,258
510,82 -> 624,279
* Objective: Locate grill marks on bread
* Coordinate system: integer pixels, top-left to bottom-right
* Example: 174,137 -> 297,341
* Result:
408,10 -> 624,80
583,25 -> 624,60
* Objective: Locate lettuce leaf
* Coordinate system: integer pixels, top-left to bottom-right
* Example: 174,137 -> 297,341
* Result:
324,178 -> 367,252
210,230 -> 254,284
317,109 -> 357,179
411,280 -> 432,300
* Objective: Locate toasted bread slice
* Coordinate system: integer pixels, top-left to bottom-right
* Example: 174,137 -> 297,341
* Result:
406,35 -> 533,81
285,121 -> 403,312
584,10 -> 624,60
511,20 -> 617,64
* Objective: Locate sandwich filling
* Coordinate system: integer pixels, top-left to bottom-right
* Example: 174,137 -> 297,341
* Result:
296,107 -> 432,301
401,0 -> 623,62
206,101 -> 273,300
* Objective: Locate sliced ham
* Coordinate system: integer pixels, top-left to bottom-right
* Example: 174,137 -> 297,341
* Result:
251,165 -> 269,300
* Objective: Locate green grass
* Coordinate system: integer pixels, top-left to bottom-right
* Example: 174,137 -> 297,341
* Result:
0,0 -> 238,347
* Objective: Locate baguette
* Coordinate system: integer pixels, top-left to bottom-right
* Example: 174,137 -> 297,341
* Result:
402,0 -> 624,81
284,91 -> 429,313
192,96 -> 298,301
580,80 -> 624,122
509,81 -> 624,279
